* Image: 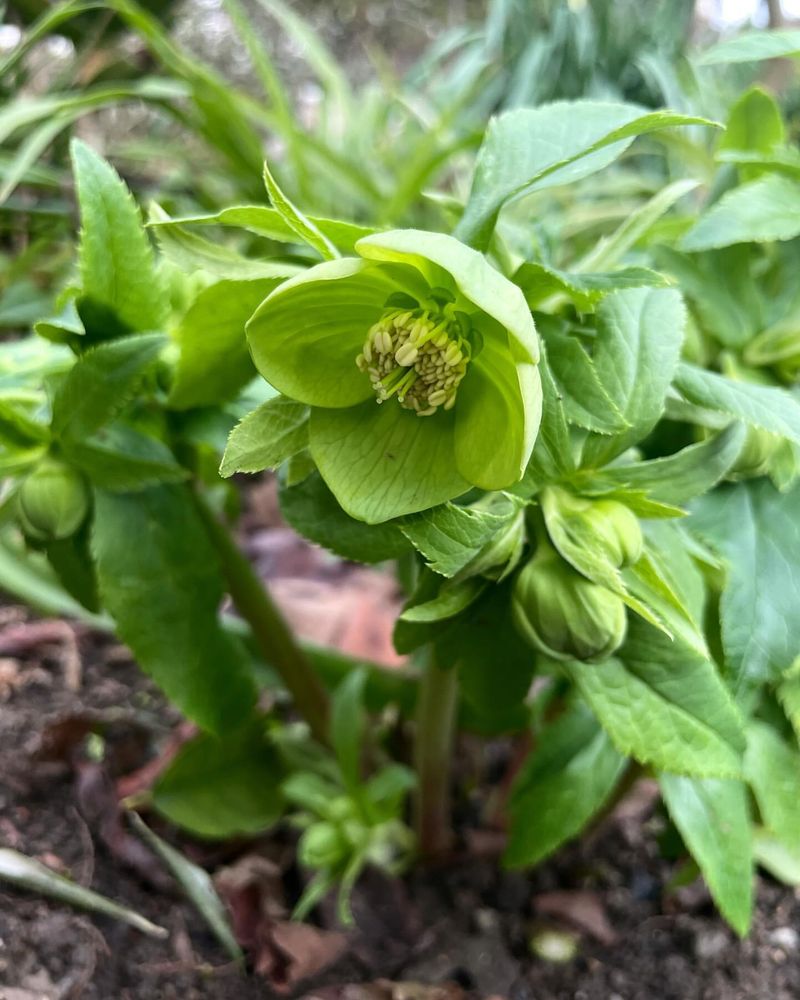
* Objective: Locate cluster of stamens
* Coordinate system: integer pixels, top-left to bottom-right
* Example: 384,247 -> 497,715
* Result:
355,308 -> 470,417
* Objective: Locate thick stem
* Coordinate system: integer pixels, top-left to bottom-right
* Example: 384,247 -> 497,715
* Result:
196,496 -> 330,745
414,653 -> 459,858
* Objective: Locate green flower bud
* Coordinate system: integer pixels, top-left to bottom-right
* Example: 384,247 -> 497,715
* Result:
543,487 -> 642,568
18,459 -> 89,541
580,498 -> 643,568
512,546 -> 627,663
298,821 -> 347,870
730,426 -> 782,479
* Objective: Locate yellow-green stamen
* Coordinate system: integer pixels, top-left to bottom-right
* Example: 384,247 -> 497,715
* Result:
355,307 -> 470,417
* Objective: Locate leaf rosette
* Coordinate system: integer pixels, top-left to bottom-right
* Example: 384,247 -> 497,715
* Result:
246,230 -> 542,522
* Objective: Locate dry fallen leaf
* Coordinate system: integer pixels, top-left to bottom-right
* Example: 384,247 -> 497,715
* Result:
533,890 -> 617,946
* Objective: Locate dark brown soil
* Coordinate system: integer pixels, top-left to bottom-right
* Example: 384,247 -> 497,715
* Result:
2,504 -> 800,999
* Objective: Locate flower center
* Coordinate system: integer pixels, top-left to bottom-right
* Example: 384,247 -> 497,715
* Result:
355,308 -> 470,417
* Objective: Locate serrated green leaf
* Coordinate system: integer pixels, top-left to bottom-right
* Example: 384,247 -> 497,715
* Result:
745,721 -> 800,851
570,618 -> 745,778
540,319 -> 629,435
149,204 -> 302,281
455,102 -> 717,249
596,423 -> 746,505
505,702 -> 626,867
51,333 -> 165,442
582,288 -> 686,466
67,424 -> 188,491
279,470 -> 409,564
71,139 -> 167,333
515,262 -> 669,312
263,161 -> 338,260
682,175 -> 800,251
400,495 -> 523,578
692,481 -> 800,698
153,725 -> 284,838
168,279 -> 280,411
659,775 -> 753,935
399,576 -> 486,623
220,396 -> 308,477
92,485 -> 257,733
674,363 -> 800,446
147,205 -> 377,254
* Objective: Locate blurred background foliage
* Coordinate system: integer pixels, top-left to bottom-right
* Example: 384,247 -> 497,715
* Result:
0,0 -> 797,332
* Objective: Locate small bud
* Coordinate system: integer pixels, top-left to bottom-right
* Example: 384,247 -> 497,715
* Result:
545,488 -> 642,568
512,546 -> 626,662
298,822 -> 347,869
18,459 -> 89,542
730,426 -> 782,479
581,498 -> 643,568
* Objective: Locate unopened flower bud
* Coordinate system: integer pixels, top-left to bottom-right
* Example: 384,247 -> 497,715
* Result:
512,546 -> 626,663
730,426 -> 782,479
580,498 -> 642,568
298,821 -> 347,869
18,458 -> 89,542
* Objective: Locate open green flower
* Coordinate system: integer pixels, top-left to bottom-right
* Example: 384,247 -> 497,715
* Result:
246,230 -> 542,522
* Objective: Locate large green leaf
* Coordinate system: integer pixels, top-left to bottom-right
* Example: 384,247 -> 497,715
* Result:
699,28 -> 800,65
279,470 -> 409,563
692,481 -> 800,698
454,103 -> 716,249
582,288 -> 686,466
674,363 -> 800,446
592,423 -> 746,506
67,424 -> 188,491
153,725 -> 284,838
570,618 -> 745,778
92,485 -> 257,733
220,395 -> 308,477
168,279 -> 279,411
51,333 -> 165,442
682,175 -> 800,251
505,702 -> 626,867
659,775 -> 753,935
71,139 -> 167,333
745,721 -> 800,852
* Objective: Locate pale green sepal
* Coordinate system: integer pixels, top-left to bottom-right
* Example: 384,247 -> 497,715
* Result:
309,401 -> 470,523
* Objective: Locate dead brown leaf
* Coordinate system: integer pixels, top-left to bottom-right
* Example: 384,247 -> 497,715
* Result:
533,890 -> 617,946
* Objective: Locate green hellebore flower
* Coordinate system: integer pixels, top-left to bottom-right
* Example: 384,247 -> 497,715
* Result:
246,230 -> 542,523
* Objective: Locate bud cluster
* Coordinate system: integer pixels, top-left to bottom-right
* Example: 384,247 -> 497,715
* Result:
355,308 -> 470,417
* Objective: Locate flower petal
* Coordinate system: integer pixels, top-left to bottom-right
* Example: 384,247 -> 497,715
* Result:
246,258 -> 426,408
310,401 -> 470,523
454,327 -> 542,489
356,229 -> 540,364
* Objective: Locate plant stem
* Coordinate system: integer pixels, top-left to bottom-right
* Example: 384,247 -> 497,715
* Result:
196,495 -> 330,745
414,652 -> 458,858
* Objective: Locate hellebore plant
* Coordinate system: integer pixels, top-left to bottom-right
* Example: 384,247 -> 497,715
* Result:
12,83 -> 800,950
246,230 -> 542,522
